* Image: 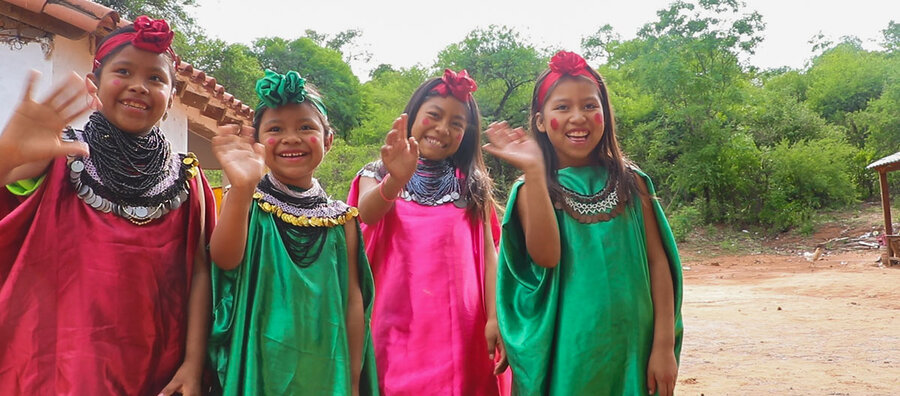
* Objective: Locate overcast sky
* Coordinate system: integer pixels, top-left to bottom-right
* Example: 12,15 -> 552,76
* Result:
193,0 -> 898,78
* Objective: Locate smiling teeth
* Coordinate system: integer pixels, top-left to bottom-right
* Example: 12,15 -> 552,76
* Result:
425,137 -> 445,147
566,131 -> 589,137
121,100 -> 147,110
280,153 -> 306,157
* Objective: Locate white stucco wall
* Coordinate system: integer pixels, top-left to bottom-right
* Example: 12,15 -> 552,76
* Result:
0,35 -> 189,152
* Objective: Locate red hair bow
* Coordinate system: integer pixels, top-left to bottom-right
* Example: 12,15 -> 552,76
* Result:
93,15 -> 177,71
432,69 -> 477,102
537,51 -> 599,107
131,16 -> 175,54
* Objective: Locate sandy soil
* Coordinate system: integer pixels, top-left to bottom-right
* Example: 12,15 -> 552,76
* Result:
675,207 -> 900,396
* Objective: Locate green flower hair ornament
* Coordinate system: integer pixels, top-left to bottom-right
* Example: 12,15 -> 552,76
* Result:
255,69 -> 328,118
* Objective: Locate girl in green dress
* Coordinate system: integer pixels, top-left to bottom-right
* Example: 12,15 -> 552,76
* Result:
207,70 -> 378,395
483,51 -> 684,396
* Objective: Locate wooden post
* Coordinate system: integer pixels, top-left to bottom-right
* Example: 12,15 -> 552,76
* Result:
879,170 -> 892,258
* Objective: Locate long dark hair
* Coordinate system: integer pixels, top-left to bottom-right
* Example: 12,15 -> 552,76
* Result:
529,68 -> 636,204
404,77 -> 494,220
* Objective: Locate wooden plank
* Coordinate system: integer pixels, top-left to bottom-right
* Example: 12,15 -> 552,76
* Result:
879,170 -> 893,258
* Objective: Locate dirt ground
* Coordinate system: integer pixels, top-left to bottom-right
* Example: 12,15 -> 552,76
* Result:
675,205 -> 900,395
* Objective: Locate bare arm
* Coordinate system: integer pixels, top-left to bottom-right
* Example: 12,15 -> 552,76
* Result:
638,176 -> 678,396
344,219 -> 364,396
482,123 -> 560,268
208,124 -> 265,270
482,206 -> 509,374
356,115 -> 418,225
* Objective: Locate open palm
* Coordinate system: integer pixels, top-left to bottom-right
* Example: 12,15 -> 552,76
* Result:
482,122 -> 544,171
381,114 -> 418,184
0,71 -> 98,164
212,124 -> 266,190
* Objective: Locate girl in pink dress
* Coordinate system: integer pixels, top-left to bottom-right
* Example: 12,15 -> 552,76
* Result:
348,69 -> 509,395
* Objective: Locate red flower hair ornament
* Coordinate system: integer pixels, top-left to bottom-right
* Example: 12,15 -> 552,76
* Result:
93,16 -> 178,71
537,51 -> 599,107
431,69 -> 478,102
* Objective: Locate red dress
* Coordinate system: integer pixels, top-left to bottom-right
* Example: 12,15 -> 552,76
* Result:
0,157 -> 215,395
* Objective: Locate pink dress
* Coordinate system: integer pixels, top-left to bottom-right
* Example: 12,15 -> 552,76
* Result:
348,167 -> 510,396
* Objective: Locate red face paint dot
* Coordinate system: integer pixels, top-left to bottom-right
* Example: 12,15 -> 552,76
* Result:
112,79 -> 121,86
594,113 -> 603,124
422,118 -> 430,126
550,118 -> 559,130
458,132 -> 465,142
309,136 -> 318,144
266,138 -> 276,146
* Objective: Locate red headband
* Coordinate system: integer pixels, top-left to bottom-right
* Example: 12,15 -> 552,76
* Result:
93,16 -> 177,71
536,51 -> 599,108
431,69 -> 477,102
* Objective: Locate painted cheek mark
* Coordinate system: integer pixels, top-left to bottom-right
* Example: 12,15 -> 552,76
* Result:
457,132 -> 465,142
422,118 -> 430,126
594,113 -> 603,124
550,118 -> 559,130
309,136 -> 318,144
112,79 -> 121,86
266,138 -> 276,146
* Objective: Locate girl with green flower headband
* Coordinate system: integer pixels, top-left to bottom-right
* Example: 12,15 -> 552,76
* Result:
207,69 -> 379,395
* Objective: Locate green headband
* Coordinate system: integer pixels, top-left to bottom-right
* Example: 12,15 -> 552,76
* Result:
255,69 -> 328,118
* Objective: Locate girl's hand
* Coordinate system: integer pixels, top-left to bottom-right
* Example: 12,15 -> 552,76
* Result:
482,122 -> 544,173
646,347 -> 678,396
485,319 -> 509,375
380,114 -> 418,185
212,124 -> 266,191
158,364 -> 201,396
0,70 -> 98,166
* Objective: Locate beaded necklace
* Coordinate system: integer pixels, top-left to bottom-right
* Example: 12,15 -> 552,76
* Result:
400,158 -> 466,207
553,179 -> 625,224
66,113 -> 197,225
254,174 -> 358,267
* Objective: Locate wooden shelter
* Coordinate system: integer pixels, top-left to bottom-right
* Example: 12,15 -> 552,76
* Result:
866,152 -> 900,265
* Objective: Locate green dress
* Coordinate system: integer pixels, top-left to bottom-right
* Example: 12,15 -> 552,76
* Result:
497,166 -> 684,395
209,200 -> 379,395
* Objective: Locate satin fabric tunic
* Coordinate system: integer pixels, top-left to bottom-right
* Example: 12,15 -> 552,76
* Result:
496,166 -> 684,395
348,174 -> 510,396
0,157 -> 214,395
208,203 -> 379,395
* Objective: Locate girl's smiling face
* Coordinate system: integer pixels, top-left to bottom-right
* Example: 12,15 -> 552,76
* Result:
257,102 -> 332,188
536,76 -> 605,168
409,95 -> 469,161
92,45 -> 174,135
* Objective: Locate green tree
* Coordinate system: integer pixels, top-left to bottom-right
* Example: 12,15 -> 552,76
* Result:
805,41 -> 889,122
436,25 -> 544,125
252,37 -> 365,138
355,66 -> 431,145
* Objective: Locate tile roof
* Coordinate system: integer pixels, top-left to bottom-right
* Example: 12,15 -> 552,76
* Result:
1,0 -> 253,125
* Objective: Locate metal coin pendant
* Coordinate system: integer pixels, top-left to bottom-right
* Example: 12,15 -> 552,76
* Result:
133,206 -> 149,218
453,197 -> 468,209
70,160 -> 85,173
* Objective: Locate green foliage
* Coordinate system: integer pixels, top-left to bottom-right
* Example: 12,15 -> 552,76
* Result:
253,37 -> 365,137
316,139 -> 381,200
354,67 -> 432,145
669,204 -> 702,242
436,25 -> 545,125
805,43 -> 889,121
760,137 -> 858,230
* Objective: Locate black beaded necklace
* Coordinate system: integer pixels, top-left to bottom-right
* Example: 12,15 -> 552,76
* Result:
257,175 -> 329,267
402,158 -> 462,206
79,112 -> 182,206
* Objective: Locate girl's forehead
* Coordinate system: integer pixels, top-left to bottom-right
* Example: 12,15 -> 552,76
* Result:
262,102 -> 325,124
547,77 -> 601,99
422,95 -> 468,117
